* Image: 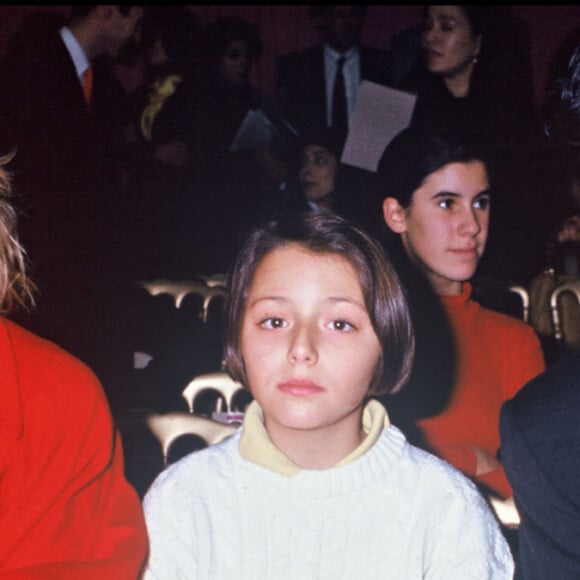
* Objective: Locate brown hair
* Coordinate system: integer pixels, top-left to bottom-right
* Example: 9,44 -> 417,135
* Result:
224,211 -> 415,397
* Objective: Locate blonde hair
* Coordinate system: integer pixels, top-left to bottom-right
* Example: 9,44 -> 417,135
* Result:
0,150 -> 36,314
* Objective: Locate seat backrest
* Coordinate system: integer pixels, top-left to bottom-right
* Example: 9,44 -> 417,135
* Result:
182,371 -> 246,414
138,279 -> 228,323
508,285 -> 530,323
146,411 -> 239,465
549,278 -> 580,348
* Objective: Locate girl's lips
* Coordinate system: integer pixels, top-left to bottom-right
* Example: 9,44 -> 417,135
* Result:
277,379 -> 324,396
449,247 -> 478,256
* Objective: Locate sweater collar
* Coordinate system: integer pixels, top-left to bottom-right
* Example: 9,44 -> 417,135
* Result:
439,281 -> 472,307
239,399 -> 390,476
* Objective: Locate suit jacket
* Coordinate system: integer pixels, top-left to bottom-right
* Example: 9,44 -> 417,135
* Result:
500,352 -> 580,580
0,12 -> 128,264
276,43 -> 389,136
0,13 -> 132,392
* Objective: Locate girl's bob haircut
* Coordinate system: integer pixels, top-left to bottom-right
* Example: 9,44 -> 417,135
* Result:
224,211 -> 415,397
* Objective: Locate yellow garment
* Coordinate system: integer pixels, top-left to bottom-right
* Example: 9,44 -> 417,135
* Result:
239,398 -> 390,476
140,74 -> 182,142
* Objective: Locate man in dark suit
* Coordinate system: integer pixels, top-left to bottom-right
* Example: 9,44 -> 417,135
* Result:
500,352 -> 580,580
276,6 -> 390,141
0,6 -> 143,408
499,41 -> 580,580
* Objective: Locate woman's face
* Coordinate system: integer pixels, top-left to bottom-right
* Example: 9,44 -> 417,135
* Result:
299,145 -> 338,202
422,5 -> 481,80
383,161 -> 490,295
217,39 -> 251,86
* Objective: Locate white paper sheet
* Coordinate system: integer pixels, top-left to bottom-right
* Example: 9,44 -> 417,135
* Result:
341,81 -> 417,172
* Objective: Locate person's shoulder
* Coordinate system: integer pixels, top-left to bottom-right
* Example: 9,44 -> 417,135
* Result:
3,318 -> 105,401
145,430 -> 241,502
402,441 -> 505,536
383,425 -> 485,501
405,439 -> 478,493
505,351 -> 580,418
477,301 -> 538,335
4,317 -> 75,364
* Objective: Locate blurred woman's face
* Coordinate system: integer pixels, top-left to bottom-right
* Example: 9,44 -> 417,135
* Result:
422,6 -> 481,80
218,39 -> 251,85
299,145 -> 338,202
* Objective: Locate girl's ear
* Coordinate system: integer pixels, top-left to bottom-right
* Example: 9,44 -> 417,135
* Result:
382,197 -> 407,234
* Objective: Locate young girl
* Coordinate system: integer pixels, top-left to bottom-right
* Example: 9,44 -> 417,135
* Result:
378,128 -> 545,504
143,211 -> 513,578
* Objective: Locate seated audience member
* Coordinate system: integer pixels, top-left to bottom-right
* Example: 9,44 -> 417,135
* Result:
123,5 -> 203,280
280,126 -> 382,235
192,15 -> 288,275
409,5 -> 545,285
0,151 -> 147,577
378,128 -> 545,503
500,353 -> 580,580
142,211 -> 514,578
499,41 -> 580,580
276,5 -> 389,141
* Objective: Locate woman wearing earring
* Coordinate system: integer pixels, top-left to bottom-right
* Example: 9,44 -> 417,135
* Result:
410,6 -> 546,287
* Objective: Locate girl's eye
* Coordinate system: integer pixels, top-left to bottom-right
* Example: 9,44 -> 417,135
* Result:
260,317 -> 287,330
438,198 -> 454,209
314,155 -> 329,166
329,319 -> 354,332
474,196 -> 490,210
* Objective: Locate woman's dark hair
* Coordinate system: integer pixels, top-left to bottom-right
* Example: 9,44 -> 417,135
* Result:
456,5 -> 491,36
141,6 -> 201,67
377,127 -> 491,208
287,125 -> 345,181
422,6 -> 490,46
202,16 -> 263,66
224,211 -> 415,397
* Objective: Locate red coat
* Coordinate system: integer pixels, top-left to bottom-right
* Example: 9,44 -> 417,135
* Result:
0,318 -> 147,578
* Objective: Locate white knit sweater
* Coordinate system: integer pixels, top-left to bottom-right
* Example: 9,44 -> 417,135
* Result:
143,417 -> 513,579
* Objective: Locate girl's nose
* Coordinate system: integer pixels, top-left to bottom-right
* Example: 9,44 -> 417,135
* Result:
287,324 -> 318,365
459,208 -> 481,236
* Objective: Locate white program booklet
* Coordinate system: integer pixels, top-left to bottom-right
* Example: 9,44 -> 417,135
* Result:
341,80 -> 417,172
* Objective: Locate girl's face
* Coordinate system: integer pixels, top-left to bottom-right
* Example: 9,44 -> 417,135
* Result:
218,39 -> 251,86
240,243 -> 382,454
422,5 -> 481,80
299,145 -> 338,202
383,161 -> 490,295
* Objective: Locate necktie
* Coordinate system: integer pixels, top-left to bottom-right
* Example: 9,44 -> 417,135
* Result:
332,56 -> 348,137
82,66 -> 93,107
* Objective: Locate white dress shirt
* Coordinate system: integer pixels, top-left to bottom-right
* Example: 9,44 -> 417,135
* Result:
323,45 -> 361,128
